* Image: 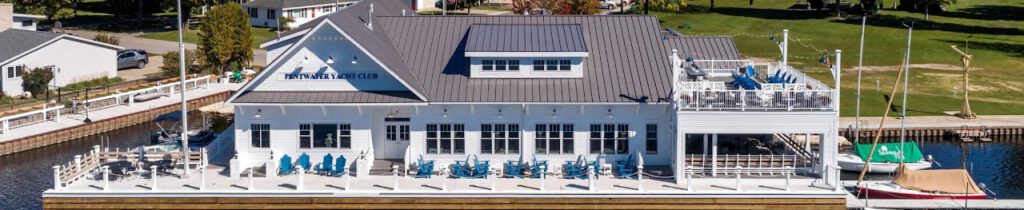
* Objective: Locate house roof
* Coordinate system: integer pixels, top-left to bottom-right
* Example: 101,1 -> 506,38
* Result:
234,0 -> 745,104
0,29 -> 62,65
662,36 -> 742,60
465,24 -> 588,53
0,30 -> 124,66
242,0 -> 357,9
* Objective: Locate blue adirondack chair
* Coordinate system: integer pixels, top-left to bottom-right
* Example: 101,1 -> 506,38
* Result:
564,155 -> 589,179
530,158 -> 548,179
279,155 -> 293,175
317,154 -> 333,175
451,156 -> 472,178
297,153 -> 311,173
470,155 -> 490,178
415,155 -> 434,178
332,155 -> 347,176
617,154 -> 638,179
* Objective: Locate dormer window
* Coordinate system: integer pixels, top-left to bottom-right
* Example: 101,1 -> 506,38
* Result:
465,24 -> 588,78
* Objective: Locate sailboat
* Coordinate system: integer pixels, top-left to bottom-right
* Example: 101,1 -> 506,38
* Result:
857,164 -> 987,199
837,142 -> 932,173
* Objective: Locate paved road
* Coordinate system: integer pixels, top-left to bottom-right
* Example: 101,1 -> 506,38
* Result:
65,29 -> 267,66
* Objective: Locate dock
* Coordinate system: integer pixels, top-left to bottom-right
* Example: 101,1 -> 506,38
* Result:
839,115 -> 1024,142
0,77 -> 240,156
842,181 -> 1024,209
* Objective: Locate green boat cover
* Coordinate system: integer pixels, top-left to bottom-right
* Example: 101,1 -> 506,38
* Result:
854,142 -> 924,163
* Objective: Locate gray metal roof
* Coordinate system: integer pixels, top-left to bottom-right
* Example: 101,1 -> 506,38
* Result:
233,91 -> 423,103
662,36 -> 742,60
465,24 -> 587,52
380,15 -> 673,103
0,29 -> 62,64
242,0 -> 357,9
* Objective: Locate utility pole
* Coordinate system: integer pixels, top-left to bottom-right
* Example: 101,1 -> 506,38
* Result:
950,45 -> 975,119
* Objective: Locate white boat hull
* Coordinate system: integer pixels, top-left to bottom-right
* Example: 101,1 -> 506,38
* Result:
837,153 -> 932,173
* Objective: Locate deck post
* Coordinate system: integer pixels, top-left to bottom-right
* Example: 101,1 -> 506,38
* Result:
685,166 -> 692,191
735,166 -> 742,191
249,168 -> 256,191
200,165 -> 206,191
784,166 -> 792,191
345,174 -> 351,191
637,165 -> 643,191
102,166 -> 110,191
128,94 -> 134,107
711,134 -> 718,176
53,165 -> 61,190
540,165 -> 547,191
834,165 -> 842,192
151,165 -> 159,191
297,167 -> 304,191
74,155 -> 82,170
587,165 -> 595,192
393,165 -> 399,191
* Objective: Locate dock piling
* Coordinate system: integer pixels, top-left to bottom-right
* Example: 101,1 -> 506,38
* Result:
294,168 -> 301,191
393,165 -> 399,191
735,166 -> 742,191
102,166 -> 110,191
833,166 -> 842,192
637,165 -> 644,191
784,166 -> 791,191
52,165 -> 61,190
685,166 -> 692,191
587,165 -> 595,192
74,155 -> 82,171
345,174 -> 351,191
200,165 -> 206,191
150,165 -> 158,191
540,165 -> 546,191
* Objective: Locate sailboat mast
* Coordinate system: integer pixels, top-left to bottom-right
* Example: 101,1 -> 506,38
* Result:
855,14 -> 867,144
899,23 -> 914,163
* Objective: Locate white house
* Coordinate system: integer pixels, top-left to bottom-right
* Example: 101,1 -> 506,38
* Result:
242,0 -> 358,29
228,0 -> 844,202
0,29 -> 122,97
1,3 -> 45,31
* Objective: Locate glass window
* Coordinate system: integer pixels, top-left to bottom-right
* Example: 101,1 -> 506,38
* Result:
546,60 -> 558,71
267,9 -> 277,19
495,60 -> 507,71
426,124 -> 465,155
481,124 -> 520,155
299,124 -> 311,148
323,6 -> 333,12
645,124 -> 658,154
533,60 -> 544,71
299,124 -> 349,149
508,60 -> 520,71
482,60 -> 493,71
559,60 -> 571,71
536,124 -> 573,154
248,8 -> 258,18
590,124 -> 629,154
250,124 -> 270,148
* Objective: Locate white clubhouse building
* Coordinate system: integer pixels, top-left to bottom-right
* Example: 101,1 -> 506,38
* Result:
226,0 -> 844,201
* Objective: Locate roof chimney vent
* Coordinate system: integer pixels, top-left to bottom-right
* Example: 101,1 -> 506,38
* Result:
367,3 -> 374,30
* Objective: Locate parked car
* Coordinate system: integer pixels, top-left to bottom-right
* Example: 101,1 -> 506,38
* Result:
117,49 -> 149,70
598,0 -> 620,9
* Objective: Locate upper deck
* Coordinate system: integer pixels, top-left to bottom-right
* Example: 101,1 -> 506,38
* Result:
672,58 -> 837,112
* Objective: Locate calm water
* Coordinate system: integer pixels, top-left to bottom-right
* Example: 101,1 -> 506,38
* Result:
0,112 -> 229,210
1,123 -> 1021,209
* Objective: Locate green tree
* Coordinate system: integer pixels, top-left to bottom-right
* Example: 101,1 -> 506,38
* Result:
278,16 -> 296,30
19,0 -> 74,20
512,0 -> 534,15
645,0 -> 687,12
198,2 -> 253,75
161,0 -> 206,30
161,50 -> 201,78
898,0 -> 955,19
21,67 -> 54,98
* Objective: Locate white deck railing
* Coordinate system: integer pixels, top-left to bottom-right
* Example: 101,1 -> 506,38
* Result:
77,75 -> 210,112
677,89 -> 835,111
0,104 -> 65,134
683,154 -> 812,176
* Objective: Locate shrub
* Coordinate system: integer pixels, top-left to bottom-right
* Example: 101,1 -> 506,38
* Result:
20,67 -> 54,99
93,33 -> 120,45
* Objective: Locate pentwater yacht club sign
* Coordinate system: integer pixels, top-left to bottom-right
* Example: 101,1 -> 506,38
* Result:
282,72 -> 379,80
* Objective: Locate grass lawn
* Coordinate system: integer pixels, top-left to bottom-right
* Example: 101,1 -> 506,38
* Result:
138,27 -> 279,49
652,0 -> 1024,116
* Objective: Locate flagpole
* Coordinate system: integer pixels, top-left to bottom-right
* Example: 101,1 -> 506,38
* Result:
176,0 -> 190,175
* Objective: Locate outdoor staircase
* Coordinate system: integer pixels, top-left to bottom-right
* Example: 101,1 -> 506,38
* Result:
368,159 -> 405,176
775,133 -> 813,159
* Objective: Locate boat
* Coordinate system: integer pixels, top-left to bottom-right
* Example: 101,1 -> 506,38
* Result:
858,164 -> 988,199
838,142 -> 932,173
149,110 -> 217,146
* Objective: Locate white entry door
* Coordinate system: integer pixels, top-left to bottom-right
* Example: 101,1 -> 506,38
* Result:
381,118 -> 410,160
